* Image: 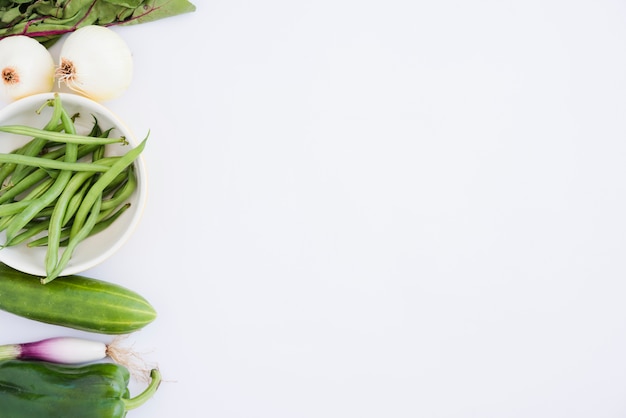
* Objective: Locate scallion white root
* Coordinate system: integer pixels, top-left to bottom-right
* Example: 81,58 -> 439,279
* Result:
106,335 -> 154,383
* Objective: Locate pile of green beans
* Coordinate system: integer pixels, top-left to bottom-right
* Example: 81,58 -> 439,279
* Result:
0,94 -> 146,284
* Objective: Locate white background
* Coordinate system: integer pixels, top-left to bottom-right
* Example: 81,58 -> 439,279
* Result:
3,1 -> 626,417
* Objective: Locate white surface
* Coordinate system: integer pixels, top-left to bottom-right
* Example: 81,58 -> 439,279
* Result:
2,1 -> 626,417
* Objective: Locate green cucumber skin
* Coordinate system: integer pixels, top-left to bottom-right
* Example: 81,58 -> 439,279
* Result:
0,263 -> 156,334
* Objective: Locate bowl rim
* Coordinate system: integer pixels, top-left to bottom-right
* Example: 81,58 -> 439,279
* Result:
0,92 -> 148,277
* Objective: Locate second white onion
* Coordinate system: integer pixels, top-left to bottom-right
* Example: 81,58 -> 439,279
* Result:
56,25 -> 133,102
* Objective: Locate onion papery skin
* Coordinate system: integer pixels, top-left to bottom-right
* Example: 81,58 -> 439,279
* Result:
57,26 -> 134,102
0,36 -> 55,102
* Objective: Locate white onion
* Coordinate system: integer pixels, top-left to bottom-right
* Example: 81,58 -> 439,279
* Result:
0,35 -> 55,102
57,25 -> 133,102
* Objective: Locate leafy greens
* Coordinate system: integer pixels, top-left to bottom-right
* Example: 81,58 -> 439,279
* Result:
0,0 -> 196,47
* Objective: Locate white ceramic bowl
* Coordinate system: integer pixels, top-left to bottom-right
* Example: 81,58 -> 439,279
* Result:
0,93 -> 147,277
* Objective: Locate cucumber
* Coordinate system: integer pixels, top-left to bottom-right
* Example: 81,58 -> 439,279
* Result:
0,263 -> 156,334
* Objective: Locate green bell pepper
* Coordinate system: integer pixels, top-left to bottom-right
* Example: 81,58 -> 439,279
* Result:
0,360 -> 161,417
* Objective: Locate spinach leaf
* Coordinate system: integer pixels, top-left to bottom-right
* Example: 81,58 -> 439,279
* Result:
0,0 -> 196,46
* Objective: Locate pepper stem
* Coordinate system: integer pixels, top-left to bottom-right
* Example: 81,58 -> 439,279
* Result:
123,368 -> 162,411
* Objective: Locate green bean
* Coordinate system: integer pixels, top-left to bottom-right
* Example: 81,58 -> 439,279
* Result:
10,94 -> 64,184
0,150 -> 120,205
44,192 -> 102,283
30,206 -> 53,220
101,168 -> 131,196
22,223 -> 61,247
4,140 -> 68,189
41,108 -> 82,274
64,203 -> 128,246
39,143 -> 103,162
0,98 -> 61,179
0,213 -> 16,235
4,109 -> 80,244
26,201 -> 61,221
0,200 -> 48,233
45,169 -> 99,274
0,197 -> 52,233
0,181 -> 52,220
0,144 -> 27,188
0,138 -> 63,188
0,207 -> 53,238
62,180 -> 91,226
0,125 -> 128,146
0,177 -> 55,219
0,200 -> 33,217
99,169 -> 129,199
28,203 -> 131,248
43,156 -> 119,273
86,115 -> 103,138
0,142 -> 107,200
89,202 -> 129,229
0,169 -> 50,204
100,168 -> 137,211
4,219 -> 49,247
92,145 -> 106,162
89,117 -> 112,163
15,142 -> 72,165
70,138 -> 146,240
0,154 -> 111,172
